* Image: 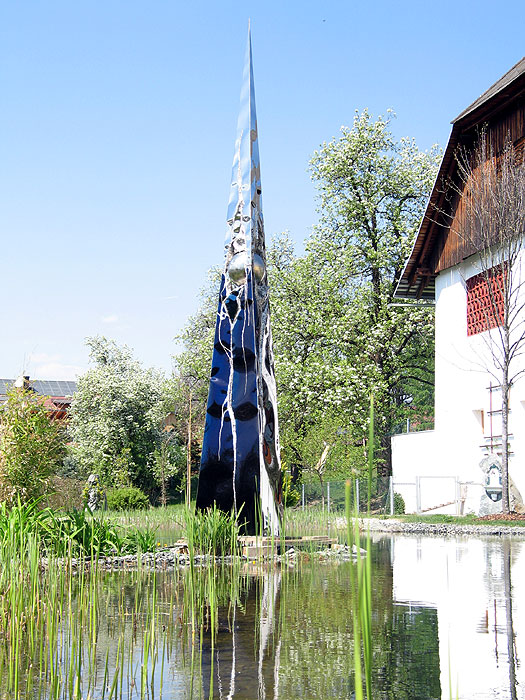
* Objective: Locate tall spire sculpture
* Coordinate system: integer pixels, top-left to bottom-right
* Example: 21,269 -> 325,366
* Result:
196,28 -> 282,534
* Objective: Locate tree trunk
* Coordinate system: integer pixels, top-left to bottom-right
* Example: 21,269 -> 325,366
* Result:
502,367 -> 510,513
186,392 -> 192,506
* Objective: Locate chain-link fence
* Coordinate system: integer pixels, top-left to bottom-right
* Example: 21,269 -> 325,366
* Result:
295,477 -> 395,514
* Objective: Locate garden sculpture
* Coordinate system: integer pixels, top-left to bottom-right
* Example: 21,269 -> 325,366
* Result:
196,28 -> 282,534
86,473 -> 105,511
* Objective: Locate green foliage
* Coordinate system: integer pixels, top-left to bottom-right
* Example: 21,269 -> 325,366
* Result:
150,430 -> 185,506
0,388 -> 65,505
68,336 -> 180,493
124,524 -> 159,553
175,268 -> 221,395
185,504 -> 241,556
281,472 -> 300,507
107,486 -> 150,512
271,111 -> 440,474
50,507 -> 125,556
0,498 -> 160,558
393,492 -> 405,515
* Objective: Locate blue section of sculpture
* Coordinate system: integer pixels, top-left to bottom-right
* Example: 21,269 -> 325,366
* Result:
196,28 -> 282,534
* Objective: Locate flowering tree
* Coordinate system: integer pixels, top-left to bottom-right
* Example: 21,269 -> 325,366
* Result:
68,336 -> 177,495
275,111 -> 440,474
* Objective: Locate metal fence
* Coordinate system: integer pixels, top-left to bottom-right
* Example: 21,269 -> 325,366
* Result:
391,476 -> 486,515
297,477 -> 395,514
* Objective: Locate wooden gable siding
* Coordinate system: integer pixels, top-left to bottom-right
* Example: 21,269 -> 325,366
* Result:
431,101 -> 525,276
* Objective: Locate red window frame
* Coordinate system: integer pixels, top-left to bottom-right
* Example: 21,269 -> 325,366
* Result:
466,264 -> 506,336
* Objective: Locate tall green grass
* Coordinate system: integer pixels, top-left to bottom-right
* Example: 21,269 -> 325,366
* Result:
344,395 -> 374,700
183,503 -> 242,557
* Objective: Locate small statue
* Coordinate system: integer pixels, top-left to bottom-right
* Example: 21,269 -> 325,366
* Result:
85,474 -> 106,511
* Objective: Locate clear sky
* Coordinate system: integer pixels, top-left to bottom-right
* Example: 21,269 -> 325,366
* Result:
1,0 -> 523,380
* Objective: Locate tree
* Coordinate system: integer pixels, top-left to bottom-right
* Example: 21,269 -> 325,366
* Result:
151,429 -> 185,507
0,388 -> 65,505
445,132 -> 525,512
173,269 -> 222,492
68,336 -> 171,494
301,110 -> 440,472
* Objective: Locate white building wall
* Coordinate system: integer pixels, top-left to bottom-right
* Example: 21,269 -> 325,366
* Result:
393,251 -> 525,514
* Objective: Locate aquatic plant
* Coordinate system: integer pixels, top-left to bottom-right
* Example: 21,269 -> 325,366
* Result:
184,503 -> 242,556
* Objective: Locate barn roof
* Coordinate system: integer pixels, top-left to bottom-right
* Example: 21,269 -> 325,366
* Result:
395,57 -> 525,299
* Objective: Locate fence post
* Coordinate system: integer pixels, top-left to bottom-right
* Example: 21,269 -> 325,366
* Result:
302,483 -> 305,511
327,482 -> 331,512
415,476 -> 421,514
355,479 -> 360,515
389,475 -> 394,515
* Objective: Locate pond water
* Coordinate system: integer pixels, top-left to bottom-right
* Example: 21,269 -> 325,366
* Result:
8,534 -> 525,699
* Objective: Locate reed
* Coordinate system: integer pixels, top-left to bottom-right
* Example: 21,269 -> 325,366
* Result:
344,394 -> 374,700
183,503 -> 241,557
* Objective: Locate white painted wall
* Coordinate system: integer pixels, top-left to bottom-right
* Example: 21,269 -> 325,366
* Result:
392,251 -> 525,514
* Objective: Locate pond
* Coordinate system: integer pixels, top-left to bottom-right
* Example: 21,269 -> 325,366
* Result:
3,533 -> 523,699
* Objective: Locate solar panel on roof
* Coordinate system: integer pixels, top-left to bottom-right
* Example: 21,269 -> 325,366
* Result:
0,379 -> 77,398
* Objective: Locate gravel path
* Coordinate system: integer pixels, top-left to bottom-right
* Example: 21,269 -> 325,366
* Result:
348,517 -> 525,538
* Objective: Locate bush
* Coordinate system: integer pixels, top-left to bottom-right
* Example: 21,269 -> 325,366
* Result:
46,476 -> 85,510
107,486 -> 150,512
0,388 -> 65,505
282,473 -> 300,507
394,492 -> 405,515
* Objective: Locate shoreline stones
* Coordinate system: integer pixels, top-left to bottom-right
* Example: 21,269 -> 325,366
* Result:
41,541 -> 360,573
40,518 -> 525,574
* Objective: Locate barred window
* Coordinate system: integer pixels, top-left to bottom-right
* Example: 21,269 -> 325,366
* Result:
466,265 -> 506,336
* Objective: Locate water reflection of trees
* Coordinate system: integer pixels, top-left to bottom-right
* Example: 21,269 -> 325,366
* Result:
53,542 -> 442,699
503,540 -> 518,700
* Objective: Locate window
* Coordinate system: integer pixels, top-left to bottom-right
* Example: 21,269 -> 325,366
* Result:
466,264 -> 506,336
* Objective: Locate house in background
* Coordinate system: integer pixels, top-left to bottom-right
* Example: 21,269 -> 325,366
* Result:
0,376 -> 78,421
392,58 -> 525,515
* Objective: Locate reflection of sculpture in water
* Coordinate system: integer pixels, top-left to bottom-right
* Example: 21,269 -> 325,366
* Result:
200,569 -> 281,699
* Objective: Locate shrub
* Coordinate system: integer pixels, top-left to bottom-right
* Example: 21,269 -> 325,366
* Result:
124,525 -> 159,553
282,473 -> 300,507
47,476 -> 85,510
0,388 -> 65,505
394,492 -> 405,515
107,486 -> 150,512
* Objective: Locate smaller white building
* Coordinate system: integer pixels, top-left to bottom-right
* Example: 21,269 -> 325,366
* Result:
392,58 -> 525,514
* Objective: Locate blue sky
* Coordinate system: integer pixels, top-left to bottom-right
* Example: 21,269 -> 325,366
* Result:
1,0 -> 523,380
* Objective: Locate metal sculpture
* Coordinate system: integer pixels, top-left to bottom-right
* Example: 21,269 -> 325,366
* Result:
196,28 -> 282,534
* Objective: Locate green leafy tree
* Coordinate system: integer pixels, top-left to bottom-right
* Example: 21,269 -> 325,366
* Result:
0,388 -> 65,505
172,269 -> 222,486
68,336 -> 171,493
151,429 -> 185,506
305,109 -> 440,471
